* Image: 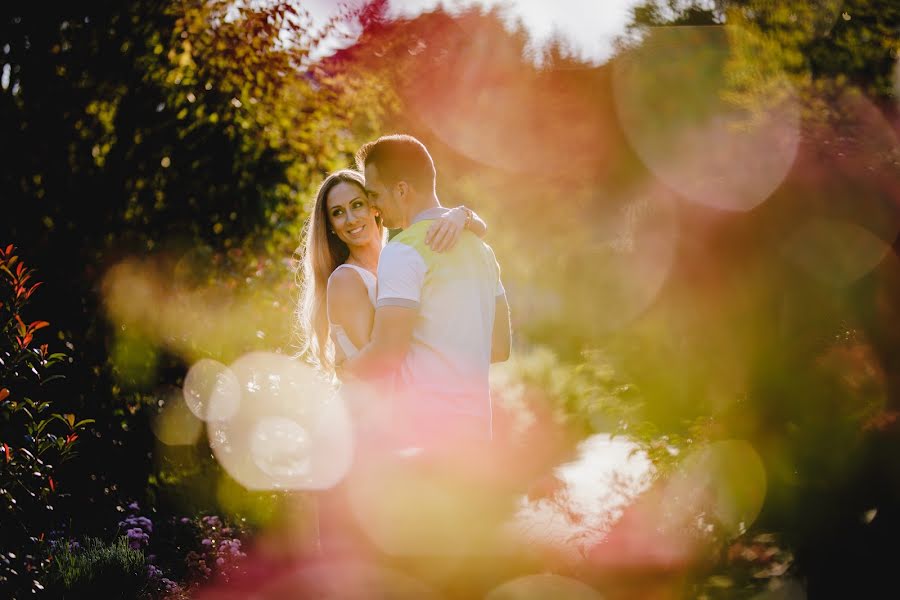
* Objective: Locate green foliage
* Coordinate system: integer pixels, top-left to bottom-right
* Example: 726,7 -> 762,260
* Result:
48,537 -> 150,599
0,246 -> 92,597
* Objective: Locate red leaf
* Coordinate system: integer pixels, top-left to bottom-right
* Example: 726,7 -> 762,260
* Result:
15,262 -> 24,277
0,388 -> 8,402
30,320 -> 50,332
2,443 -> 9,463
19,333 -> 32,348
4,244 -> 12,255
48,477 -> 56,493
25,281 -> 43,299
66,433 -> 78,444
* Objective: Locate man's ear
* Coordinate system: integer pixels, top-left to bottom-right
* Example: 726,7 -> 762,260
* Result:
395,180 -> 410,200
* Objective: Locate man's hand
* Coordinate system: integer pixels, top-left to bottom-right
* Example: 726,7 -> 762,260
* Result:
425,207 -> 468,252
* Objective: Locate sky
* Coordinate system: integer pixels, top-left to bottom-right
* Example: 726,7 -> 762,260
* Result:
303,0 -> 644,64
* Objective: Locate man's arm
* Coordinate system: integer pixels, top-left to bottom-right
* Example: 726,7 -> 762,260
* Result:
340,305 -> 417,379
492,293 -> 511,363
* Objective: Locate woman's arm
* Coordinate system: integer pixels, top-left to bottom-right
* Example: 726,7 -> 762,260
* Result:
425,206 -> 488,252
326,268 -> 375,353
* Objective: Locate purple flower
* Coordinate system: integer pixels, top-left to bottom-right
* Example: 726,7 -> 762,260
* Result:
201,538 -> 212,546
119,515 -> 153,533
216,557 -> 225,566
125,527 -> 149,549
201,515 -> 221,527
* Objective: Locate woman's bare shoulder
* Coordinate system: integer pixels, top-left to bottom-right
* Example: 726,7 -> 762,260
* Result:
326,267 -> 370,315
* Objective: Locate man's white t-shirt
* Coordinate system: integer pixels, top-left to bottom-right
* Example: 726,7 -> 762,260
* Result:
376,207 -> 505,442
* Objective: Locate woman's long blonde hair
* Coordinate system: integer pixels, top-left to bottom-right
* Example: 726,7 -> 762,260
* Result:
295,169 -> 380,372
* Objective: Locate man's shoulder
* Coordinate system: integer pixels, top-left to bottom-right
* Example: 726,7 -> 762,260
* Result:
390,221 -> 430,246
379,234 -> 427,274
386,222 -> 433,258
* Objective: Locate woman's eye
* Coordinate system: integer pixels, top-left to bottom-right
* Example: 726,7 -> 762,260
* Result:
352,201 -> 364,209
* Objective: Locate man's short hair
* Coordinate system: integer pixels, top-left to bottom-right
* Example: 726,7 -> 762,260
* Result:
355,134 -> 436,193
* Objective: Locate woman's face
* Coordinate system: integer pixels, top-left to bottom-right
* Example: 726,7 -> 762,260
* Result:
325,182 -> 381,249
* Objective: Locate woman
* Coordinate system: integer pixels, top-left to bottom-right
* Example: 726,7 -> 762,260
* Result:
296,168 -> 485,374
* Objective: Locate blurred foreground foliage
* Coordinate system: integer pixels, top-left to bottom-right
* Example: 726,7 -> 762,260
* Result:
1,0 -> 899,597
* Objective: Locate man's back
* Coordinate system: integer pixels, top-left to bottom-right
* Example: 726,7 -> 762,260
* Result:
376,209 -> 504,442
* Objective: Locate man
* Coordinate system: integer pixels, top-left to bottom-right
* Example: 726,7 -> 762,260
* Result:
340,133 -> 510,448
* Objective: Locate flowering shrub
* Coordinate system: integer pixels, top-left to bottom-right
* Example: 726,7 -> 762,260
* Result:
0,245 -> 93,596
112,501 -> 249,598
182,514 -> 248,587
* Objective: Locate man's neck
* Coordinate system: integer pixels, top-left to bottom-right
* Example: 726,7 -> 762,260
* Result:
402,193 -> 440,229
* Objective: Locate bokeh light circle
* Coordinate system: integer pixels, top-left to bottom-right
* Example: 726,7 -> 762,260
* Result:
152,385 -> 204,446
346,452 -> 510,557
486,574 -> 603,600
249,416 -> 312,479
207,352 -> 353,491
667,439 -> 767,537
612,25 -> 800,212
183,358 -> 241,421
782,218 -> 890,287
255,560 -> 440,600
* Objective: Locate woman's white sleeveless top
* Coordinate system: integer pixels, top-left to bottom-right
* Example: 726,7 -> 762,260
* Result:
327,263 -> 377,358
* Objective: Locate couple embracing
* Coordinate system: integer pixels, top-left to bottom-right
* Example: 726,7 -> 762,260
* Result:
298,134 -> 510,456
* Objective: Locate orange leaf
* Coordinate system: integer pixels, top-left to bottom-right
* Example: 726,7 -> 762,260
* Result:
66,433 -> 78,444
49,476 -> 55,492
65,414 -> 75,428
2,443 -> 9,463
0,388 -> 8,402
15,314 -> 26,336
15,262 -> 24,277
26,282 -> 43,299
4,244 -> 12,255
30,321 -> 50,332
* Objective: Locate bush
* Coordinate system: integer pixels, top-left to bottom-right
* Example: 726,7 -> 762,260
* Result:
0,245 -> 93,597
